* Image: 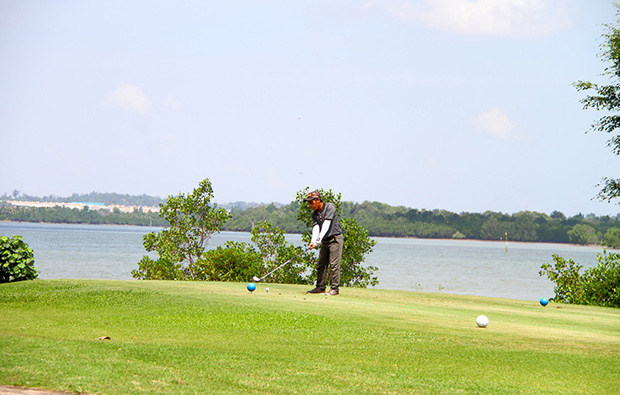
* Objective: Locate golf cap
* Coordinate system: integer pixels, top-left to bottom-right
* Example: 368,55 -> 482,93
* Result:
304,191 -> 321,202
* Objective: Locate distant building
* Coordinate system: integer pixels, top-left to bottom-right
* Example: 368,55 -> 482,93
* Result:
5,200 -> 159,213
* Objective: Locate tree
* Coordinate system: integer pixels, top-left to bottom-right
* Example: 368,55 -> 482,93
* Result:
574,4 -> 620,203
550,210 -> 567,221
295,188 -> 378,287
132,179 -> 231,280
480,216 -> 506,240
603,227 -> 620,248
567,224 -> 600,245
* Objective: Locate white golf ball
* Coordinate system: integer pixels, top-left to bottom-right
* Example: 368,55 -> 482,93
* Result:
476,315 -> 489,328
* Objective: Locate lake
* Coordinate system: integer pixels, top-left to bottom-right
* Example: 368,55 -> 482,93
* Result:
0,221 -> 605,301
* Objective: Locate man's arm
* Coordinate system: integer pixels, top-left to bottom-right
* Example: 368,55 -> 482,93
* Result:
311,224 -> 319,243
317,220 -> 331,242
309,220 -> 331,249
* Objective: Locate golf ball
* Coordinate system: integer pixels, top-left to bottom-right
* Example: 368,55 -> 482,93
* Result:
540,297 -> 549,306
247,283 -> 256,292
476,315 -> 489,328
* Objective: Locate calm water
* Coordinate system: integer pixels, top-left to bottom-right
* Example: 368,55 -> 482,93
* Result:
0,222 -> 605,301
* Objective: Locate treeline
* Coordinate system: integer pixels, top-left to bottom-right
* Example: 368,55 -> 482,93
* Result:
225,202 -> 306,233
1,191 -> 165,207
224,201 -> 620,245
0,206 -> 167,227
2,196 -> 620,245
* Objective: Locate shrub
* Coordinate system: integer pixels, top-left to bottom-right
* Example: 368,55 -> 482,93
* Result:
339,218 -> 379,287
540,251 -> 620,308
567,224 -> 600,245
189,241 -> 262,282
132,256 -> 183,280
452,231 -> 466,239
248,221 -> 312,284
539,254 -> 584,304
0,235 -> 39,283
580,252 -> 620,307
602,228 -> 620,249
186,221 -> 312,283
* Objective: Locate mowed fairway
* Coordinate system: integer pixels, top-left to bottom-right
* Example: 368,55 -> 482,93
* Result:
1,280 -> 619,395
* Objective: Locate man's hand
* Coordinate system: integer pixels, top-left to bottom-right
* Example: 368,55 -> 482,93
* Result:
309,242 -> 317,250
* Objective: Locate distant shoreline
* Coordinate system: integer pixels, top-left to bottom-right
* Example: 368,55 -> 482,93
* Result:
1,219 -> 614,250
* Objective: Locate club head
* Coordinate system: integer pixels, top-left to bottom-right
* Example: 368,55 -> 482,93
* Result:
252,276 -> 261,282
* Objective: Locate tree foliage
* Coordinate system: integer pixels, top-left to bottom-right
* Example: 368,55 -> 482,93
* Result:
540,252 -> 620,308
222,203 -> 620,245
603,227 -> 620,248
248,221 -> 313,284
0,235 -> 39,283
338,218 -> 379,287
4,197 -> 620,246
189,241 -> 263,282
295,188 -> 378,287
132,179 -> 231,280
224,202 -> 305,234
131,179 -> 312,283
152,220 -> 312,283
567,224 -> 601,245
574,3 -> 620,203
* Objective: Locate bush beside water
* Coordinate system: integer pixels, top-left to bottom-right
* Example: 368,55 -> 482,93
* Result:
0,235 -> 38,283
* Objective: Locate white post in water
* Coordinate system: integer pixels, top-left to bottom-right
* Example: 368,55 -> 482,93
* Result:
505,232 -> 508,253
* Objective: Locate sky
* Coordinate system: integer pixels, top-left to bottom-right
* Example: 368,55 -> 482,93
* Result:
1,0 -> 619,216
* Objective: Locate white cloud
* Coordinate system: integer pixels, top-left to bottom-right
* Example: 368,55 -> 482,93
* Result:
474,107 -> 514,138
365,0 -> 571,37
108,84 -> 152,115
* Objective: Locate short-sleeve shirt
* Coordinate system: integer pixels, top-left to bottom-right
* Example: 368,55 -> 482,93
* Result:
311,202 -> 343,239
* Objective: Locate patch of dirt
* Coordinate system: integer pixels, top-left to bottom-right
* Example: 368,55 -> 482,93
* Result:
0,386 -> 91,395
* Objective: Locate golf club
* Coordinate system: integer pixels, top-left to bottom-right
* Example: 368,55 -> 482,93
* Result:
252,250 -> 306,282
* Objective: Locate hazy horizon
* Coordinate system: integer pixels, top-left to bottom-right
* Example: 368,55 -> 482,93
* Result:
2,188 -> 618,217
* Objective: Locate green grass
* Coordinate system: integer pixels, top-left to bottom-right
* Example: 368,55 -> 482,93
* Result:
1,280 -> 619,395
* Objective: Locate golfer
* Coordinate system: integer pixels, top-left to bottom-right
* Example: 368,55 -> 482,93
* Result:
304,191 -> 343,295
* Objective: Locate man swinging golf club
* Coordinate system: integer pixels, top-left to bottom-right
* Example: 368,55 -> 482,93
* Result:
304,191 -> 343,296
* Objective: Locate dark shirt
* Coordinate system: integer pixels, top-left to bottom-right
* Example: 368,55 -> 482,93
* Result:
311,202 -> 343,239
